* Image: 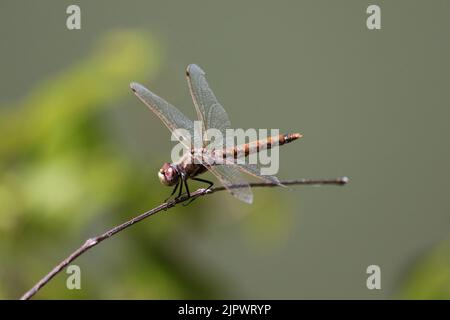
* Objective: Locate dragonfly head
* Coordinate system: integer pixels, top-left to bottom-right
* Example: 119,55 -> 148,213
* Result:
158,163 -> 180,186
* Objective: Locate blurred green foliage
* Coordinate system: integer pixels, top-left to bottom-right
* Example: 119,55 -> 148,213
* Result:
398,239 -> 450,299
0,30 -> 290,299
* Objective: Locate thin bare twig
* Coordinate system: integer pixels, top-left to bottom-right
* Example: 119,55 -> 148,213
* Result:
19,177 -> 348,300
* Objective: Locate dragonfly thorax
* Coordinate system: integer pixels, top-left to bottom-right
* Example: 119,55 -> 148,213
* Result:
158,163 -> 180,186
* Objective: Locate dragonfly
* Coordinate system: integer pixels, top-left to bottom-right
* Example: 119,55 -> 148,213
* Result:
130,64 -> 302,204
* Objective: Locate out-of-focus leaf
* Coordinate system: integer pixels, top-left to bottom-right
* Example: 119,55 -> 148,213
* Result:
398,239 -> 450,299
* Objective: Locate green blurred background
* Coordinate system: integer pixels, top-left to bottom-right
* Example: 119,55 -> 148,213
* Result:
1,0 -> 450,299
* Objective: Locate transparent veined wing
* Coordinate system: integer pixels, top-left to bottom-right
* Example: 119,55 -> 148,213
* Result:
236,163 -> 283,186
207,149 -> 283,186
221,154 -> 283,186
130,82 -> 200,149
200,155 -> 253,204
186,64 -> 231,148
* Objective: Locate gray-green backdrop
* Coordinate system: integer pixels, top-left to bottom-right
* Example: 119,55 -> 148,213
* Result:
1,0 -> 449,299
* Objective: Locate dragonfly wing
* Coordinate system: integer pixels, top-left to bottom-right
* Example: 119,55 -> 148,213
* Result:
236,163 -> 283,186
130,82 -> 198,149
224,155 -> 284,186
208,166 -> 253,204
200,154 -> 253,204
186,64 -> 231,145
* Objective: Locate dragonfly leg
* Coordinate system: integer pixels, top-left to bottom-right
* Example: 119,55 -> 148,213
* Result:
183,178 -> 214,206
174,173 -> 188,202
177,178 -> 184,198
191,178 -> 214,191
183,177 -> 191,198
164,181 -> 180,202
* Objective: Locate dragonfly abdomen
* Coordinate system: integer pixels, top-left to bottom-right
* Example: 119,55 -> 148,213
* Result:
190,133 -> 302,165
224,133 -> 302,159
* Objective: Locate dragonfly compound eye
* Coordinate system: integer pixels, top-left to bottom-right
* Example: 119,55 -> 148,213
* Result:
158,163 -> 179,186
